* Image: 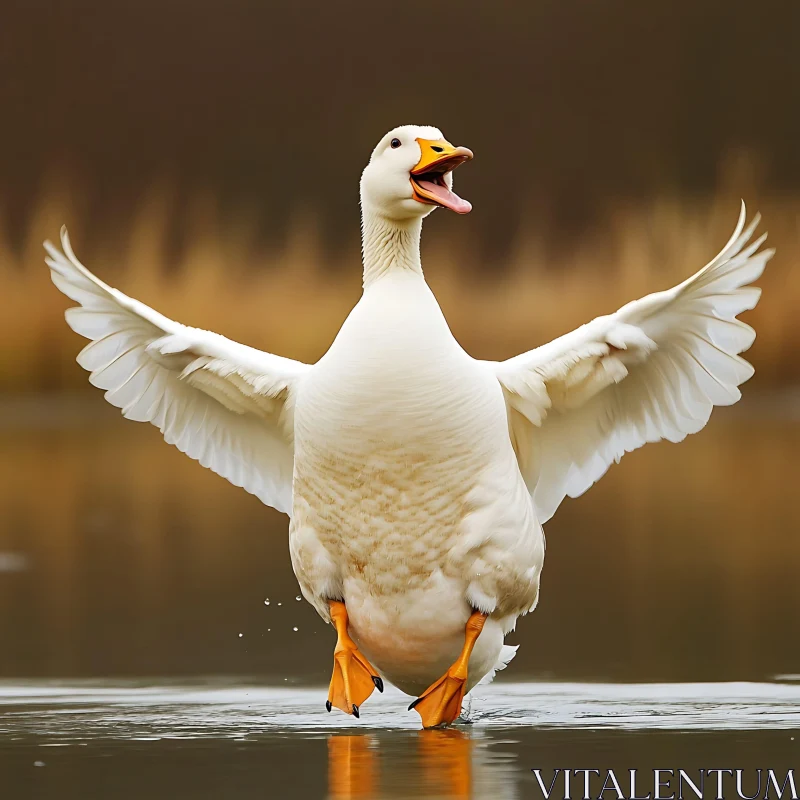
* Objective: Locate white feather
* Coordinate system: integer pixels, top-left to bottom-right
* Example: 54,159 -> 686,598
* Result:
478,644 -> 519,686
45,227 -> 309,515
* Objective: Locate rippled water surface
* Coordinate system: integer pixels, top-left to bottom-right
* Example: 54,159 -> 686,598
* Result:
2,403 -> 800,798
2,680 -> 799,799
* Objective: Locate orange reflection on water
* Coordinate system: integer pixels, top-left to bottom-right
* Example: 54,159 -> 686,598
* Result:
326,729 -> 474,799
417,729 -> 473,799
328,735 -> 378,799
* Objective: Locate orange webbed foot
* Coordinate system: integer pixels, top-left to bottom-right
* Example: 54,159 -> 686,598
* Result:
408,668 -> 468,728
326,600 -> 383,717
409,610 -> 488,729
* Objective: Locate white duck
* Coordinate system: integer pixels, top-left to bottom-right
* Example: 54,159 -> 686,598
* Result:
46,125 -> 771,728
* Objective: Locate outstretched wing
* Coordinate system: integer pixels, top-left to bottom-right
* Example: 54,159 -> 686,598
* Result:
46,227 -> 310,515
490,203 -> 772,523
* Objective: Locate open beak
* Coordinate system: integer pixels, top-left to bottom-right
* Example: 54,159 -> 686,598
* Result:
410,138 -> 473,214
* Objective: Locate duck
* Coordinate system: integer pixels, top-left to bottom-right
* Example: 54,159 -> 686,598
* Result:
45,124 -> 772,729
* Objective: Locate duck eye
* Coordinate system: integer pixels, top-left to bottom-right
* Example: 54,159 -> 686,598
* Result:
390,138 -> 401,149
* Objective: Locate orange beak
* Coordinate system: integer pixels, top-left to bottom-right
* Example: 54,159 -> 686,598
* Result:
410,138 -> 474,214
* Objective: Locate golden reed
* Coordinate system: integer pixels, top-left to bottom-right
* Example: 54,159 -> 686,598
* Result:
1,171 -> 797,392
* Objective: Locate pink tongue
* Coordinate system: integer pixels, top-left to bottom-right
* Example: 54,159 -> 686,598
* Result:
417,180 -> 472,214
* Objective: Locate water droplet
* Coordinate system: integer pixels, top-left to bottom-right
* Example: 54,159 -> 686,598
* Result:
34,761 -> 45,767
267,628 -> 271,632
277,602 -> 282,606
238,633 -> 243,638
264,600 -> 270,606
293,626 -> 298,632
295,596 -> 301,601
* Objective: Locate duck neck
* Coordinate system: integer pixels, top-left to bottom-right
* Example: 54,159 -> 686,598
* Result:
361,207 -> 424,289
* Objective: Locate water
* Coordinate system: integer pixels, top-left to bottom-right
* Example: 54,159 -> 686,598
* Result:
2,407 -> 799,683
1,403 -> 799,796
2,679 -> 799,798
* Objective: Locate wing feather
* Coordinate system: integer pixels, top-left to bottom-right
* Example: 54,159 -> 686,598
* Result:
492,202 -> 772,523
46,227 -> 309,516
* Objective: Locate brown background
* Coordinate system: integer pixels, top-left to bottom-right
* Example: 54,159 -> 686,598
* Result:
1,0 -> 799,252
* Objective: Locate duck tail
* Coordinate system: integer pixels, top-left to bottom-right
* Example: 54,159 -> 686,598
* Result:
478,644 -> 519,686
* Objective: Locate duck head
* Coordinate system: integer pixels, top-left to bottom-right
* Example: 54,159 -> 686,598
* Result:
360,125 -> 473,222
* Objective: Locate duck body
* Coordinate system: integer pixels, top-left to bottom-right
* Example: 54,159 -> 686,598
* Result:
291,269 -> 543,694
45,123 -> 771,726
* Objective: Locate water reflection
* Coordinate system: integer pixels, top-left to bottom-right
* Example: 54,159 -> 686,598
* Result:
328,735 -> 379,799
3,680 -> 799,799
327,729 -> 520,800
417,731 -> 473,799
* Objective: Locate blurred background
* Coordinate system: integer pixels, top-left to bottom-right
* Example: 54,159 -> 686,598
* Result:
1,0 -> 798,685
